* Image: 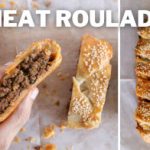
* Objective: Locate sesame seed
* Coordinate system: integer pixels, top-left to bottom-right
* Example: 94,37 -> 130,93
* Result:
136,61 -> 150,78
71,96 -> 92,121
82,41 -> 111,75
136,101 -> 150,122
69,36 -> 112,125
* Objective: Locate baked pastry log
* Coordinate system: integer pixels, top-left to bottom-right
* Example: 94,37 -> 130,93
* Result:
135,27 -> 150,143
0,39 -> 62,123
138,27 -> 150,39
135,38 -> 150,61
67,34 -> 113,128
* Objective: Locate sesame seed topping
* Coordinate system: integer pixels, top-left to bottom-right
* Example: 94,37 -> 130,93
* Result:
88,69 -> 109,107
82,41 -> 110,74
136,62 -> 150,78
137,101 -> 150,122
71,95 -> 92,121
68,35 -> 112,126
137,78 -> 150,99
135,28 -> 150,130
70,65 -> 110,122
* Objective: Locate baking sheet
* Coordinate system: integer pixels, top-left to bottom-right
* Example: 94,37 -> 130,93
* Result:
120,0 -> 150,149
0,0 -> 118,150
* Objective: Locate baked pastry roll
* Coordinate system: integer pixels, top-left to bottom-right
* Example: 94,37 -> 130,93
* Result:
136,78 -> 150,100
67,35 -> 113,128
135,38 -> 150,60
135,27 -> 150,143
0,39 -> 62,123
138,27 -> 150,39
135,58 -> 150,79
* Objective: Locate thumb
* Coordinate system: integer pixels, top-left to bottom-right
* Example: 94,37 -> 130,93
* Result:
7,88 -> 39,129
0,62 -> 13,78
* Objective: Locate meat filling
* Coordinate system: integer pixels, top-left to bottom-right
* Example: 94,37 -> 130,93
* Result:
0,50 -> 54,114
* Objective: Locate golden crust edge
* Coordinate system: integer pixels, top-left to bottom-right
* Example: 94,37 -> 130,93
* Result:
137,124 -> 150,143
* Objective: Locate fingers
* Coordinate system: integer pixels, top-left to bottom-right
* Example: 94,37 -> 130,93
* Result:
5,88 -> 39,130
0,63 -> 39,150
0,88 -> 39,141
0,62 -> 12,78
0,88 -> 39,150
17,88 -> 39,125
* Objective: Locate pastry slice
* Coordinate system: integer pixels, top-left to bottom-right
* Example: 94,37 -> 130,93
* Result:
137,123 -> 150,143
67,34 -> 113,128
138,27 -> 150,39
136,100 -> 150,131
135,38 -> 150,61
135,58 -> 150,79
136,78 -> 150,100
0,39 -> 62,123
136,100 -> 150,143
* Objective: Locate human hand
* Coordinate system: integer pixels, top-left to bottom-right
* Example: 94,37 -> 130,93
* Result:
0,64 -> 39,150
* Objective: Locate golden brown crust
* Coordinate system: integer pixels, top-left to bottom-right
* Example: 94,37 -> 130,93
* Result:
68,34 -> 113,128
76,34 -> 113,79
138,27 -> 150,39
136,78 -> 150,100
136,100 -> 150,124
137,124 -> 150,143
45,144 -> 56,150
135,27 -> 150,142
135,38 -> 150,60
0,39 -> 62,123
135,58 -> 150,79
135,100 -> 150,142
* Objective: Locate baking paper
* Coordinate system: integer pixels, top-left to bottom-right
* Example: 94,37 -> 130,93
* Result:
0,0 -> 118,150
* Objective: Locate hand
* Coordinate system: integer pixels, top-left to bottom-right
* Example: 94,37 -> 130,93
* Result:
0,65 -> 39,150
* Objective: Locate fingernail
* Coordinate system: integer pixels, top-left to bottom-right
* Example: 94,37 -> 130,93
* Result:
4,62 -> 13,66
0,62 -> 13,74
30,88 -> 39,101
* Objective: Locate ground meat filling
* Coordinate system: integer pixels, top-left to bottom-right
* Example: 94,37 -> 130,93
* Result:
0,51 -> 53,114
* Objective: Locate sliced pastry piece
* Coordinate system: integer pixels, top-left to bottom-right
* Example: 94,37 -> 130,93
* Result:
136,100 -> 150,132
135,38 -> 150,61
136,78 -> 150,100
135,57 -> 150,79
138,27 -> 150,39
0,39 -> 62,123
136,101 -> 150,143
137,123 -> 150,143
68,34 -> 113,128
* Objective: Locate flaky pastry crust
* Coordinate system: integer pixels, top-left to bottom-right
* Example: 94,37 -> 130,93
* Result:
68,34 -> 113,128
135,38 -> 150,60
138,27 -> 150,39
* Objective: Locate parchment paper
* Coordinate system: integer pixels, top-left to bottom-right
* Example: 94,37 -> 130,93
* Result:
120,0 -> 150,149
0,0 -> 118,150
